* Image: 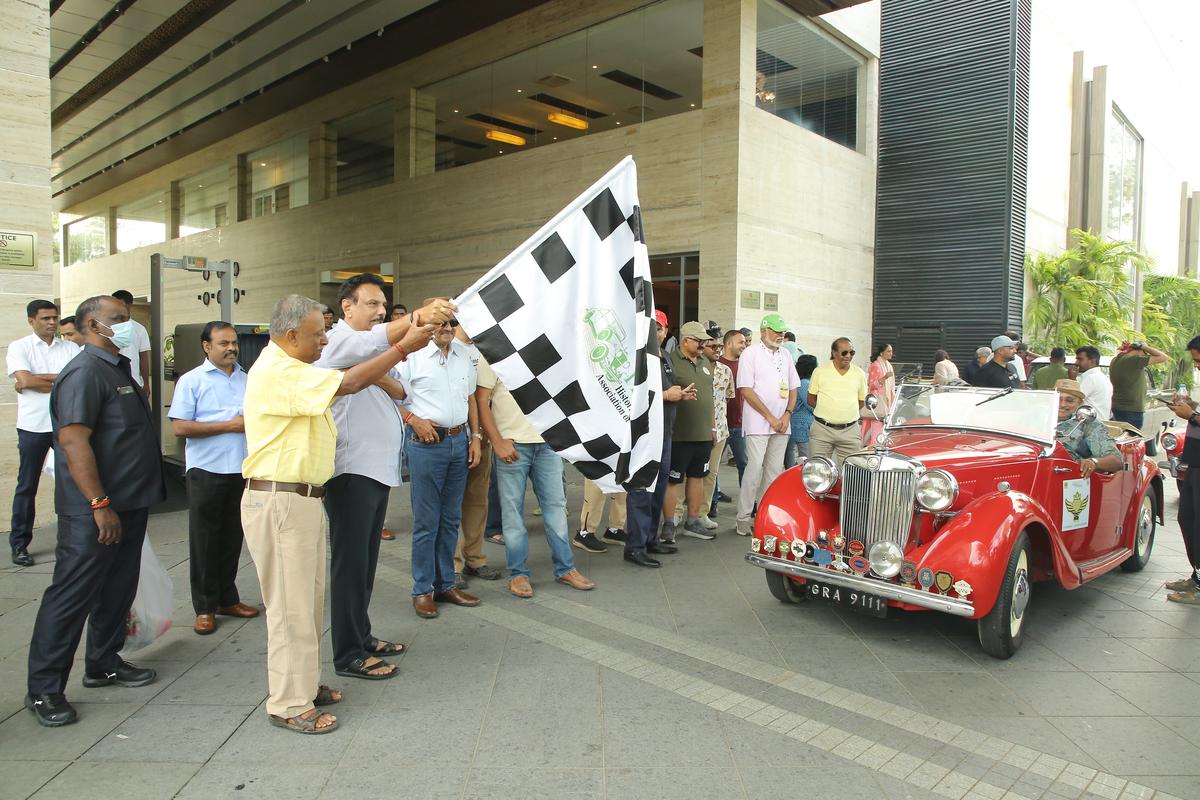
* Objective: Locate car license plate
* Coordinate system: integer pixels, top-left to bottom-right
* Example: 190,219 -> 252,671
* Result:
805,580 -> 887,618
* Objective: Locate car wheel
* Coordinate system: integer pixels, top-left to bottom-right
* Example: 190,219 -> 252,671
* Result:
1120,490 -> 1156,572
977,531 -> 1031,659
765,570 -> 807,604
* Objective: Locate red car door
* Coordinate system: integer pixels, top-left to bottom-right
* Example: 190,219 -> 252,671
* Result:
1044,446 -> 1123,564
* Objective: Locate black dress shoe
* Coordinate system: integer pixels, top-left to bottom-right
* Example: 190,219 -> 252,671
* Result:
647,543 -> 679,555
82,660 -> 156,688
717,491 -> 732,504
624,551 -> 661,568
11,548 -> 34,567
25,693 -> 78,727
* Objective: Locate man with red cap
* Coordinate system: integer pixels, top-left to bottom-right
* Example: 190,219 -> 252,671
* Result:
622,310 -> 690,567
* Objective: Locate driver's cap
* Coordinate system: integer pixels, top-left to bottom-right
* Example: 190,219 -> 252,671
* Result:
1054,379 -> 1085,400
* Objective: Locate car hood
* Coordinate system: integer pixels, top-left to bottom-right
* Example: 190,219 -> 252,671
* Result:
879,428 -> 1044,499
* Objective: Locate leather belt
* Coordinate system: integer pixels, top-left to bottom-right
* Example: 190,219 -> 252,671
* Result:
814,415 -> 858,431
245,479 -> 325,499
431,424 -> 467,439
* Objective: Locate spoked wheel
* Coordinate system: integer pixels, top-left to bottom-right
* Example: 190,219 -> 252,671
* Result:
978,532 -> 1032,659
765,570 -> 807,604
1121,490 -> 1156,572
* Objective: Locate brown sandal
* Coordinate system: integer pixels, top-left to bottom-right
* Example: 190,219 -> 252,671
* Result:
313,685 -> 343,705
269,707 -> 338,734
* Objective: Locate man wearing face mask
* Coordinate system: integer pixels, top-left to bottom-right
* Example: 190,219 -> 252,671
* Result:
807,336 -> 868,471
735,314 -> 800,536
169,322 -> 256,636
25,296 -> 166,727
110,290 -> 152,395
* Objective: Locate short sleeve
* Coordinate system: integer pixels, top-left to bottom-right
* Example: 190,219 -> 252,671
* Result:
6,339 -> 29,377
257,361 -> 342,417
53,367 -> 107,430
735,351 -> 754,389
136,322 -> 151,353
467,360 -> 477,394
475,357 -> 497,390
786,359 -> 800,390
724,367 -> 735,399
167,372 -> 198,420
1088,423 -> 1119,460
808,366 -> 823,395
858,369 -> 868,400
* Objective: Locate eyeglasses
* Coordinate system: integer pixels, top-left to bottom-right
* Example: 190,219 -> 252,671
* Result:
703,343 -> 721,350
437,318 -> 459,328
839,349 -> 856,357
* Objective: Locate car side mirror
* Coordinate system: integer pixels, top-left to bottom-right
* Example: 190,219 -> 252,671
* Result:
865,394 -> 879,411
1075,406 -> 1097,423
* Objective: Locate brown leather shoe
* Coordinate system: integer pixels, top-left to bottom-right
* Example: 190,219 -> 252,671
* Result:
555,569 -> 595,591
412,593 -> 439,618
193,614 -> 216,635
433,587 -> 481,607
508,575 -> 533,598
216,603 -> 260,618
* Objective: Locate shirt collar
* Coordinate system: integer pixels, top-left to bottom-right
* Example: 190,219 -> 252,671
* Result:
420,340 -> 461,359
83,342 -> 122,365
199,358 -> 244,375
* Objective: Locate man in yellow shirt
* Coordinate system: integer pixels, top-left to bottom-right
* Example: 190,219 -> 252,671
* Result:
241,293 -> 445,735
807,337 -> 868,469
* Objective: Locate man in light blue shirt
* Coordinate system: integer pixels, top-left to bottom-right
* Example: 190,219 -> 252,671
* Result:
396,318 -> 482,619
169,321 -> 257,635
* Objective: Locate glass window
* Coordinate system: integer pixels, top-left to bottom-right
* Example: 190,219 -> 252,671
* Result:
248,134 -> 309,218
756,0 -> 862,151
179,164 -> 230,236
115,192 -> 166,253
1105,108 -> 1142,244
65,214 -> 108,265
423,0 -> 703,171
332,102 -> 394,195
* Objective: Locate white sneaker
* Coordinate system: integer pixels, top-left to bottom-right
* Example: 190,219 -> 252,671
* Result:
699,515 -> 718,530
735,519 -> 753,536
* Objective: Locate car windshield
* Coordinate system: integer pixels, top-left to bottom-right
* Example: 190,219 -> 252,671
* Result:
886,383 -> 1059,444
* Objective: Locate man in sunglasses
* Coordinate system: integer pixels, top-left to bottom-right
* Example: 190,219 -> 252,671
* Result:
735,314 -> 801,536
807,337 -> 868,470
395,310 -> 483,620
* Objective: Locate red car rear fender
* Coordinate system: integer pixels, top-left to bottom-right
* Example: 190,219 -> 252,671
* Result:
910,492 -> 1073,618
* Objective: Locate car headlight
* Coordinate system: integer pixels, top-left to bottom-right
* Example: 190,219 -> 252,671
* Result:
1163,433 -> 1179,451
868,541 -> 903,578
916,469 -> 958,512
801,457 -> 838,494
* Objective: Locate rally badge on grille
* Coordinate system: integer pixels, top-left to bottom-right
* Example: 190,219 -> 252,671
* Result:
952,579 -> 973,599
935,571 -> 953,595
847,540 -> 865,557
848,556 -> 870,575
917,568 -> 935,592
764,535 -> 778,555
899,561 -> 917,587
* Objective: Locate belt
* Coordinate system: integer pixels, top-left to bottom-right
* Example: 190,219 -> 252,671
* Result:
431,424 -> 467,439
814,415 -> 858,431
245,479 -> 325,499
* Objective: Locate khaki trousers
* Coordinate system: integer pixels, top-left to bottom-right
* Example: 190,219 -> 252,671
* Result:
579,479 -> 626,533
702,437 -> 728,511
455,441 -> 492,572
809,420 -> 862,470
241,488 -> 326,719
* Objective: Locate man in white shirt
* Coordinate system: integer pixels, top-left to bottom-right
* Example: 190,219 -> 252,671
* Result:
1075,345 -> 1112,418
111,290 -> 151,392
6,300 -> 79,566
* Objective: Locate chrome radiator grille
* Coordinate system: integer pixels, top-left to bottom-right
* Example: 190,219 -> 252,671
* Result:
839,456 -> 918,549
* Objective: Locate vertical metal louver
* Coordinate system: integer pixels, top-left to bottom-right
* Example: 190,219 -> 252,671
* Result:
872,0 -> 1032,367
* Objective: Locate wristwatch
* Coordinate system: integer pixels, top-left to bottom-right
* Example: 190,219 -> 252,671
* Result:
472,431 -> 483,440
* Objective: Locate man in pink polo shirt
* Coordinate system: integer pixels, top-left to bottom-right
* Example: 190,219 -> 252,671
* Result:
735,314 -> 799,536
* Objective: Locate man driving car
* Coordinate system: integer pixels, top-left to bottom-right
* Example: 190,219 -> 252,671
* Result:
1054,379 -> 1122,478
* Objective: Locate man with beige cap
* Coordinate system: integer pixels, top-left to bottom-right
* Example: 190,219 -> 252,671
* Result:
1053,379 -> 1122,476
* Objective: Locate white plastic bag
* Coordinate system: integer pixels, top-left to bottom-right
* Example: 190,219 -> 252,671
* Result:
42,449 -> 55,480
122,537 -> 174,652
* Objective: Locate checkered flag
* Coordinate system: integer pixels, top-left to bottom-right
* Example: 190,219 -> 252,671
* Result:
455,156 -> 663,492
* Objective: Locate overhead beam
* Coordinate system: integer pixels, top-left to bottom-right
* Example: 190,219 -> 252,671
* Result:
52,0 -> 239,127
51,0 -> 141,78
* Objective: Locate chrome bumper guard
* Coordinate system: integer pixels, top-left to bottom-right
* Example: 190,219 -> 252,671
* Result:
745,552 -> 976,618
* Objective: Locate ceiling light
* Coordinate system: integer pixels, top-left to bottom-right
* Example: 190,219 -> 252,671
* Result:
259,162 -> 266,167
516,88 -> 522,93
453,108 -> 459,113
615,121 -> 621,126
690,103 -> 695,107
486,130 -> 526,146
592,65 -> 598,69
547,112 -> 588,130
552,136 -> 557,140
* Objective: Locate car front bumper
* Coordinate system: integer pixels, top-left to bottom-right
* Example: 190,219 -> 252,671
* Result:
745,552 -> 976,618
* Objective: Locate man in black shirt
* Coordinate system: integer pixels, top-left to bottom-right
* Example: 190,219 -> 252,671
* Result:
971,335 -> 1021,390
1167,335 -> 1200,606
25,295 -> 167,726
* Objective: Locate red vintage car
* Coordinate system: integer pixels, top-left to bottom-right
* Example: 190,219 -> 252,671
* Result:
746,384 -> 1163,658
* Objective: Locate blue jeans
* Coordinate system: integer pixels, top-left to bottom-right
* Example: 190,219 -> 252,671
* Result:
494,443 -> 574,579
727,427 -> 748,485
406,428 -> 469,596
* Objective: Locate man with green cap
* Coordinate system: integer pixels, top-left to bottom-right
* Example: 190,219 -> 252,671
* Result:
735,314 -> 800,536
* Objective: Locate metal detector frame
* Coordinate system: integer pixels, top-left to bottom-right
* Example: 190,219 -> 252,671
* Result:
149,253 -> 235,433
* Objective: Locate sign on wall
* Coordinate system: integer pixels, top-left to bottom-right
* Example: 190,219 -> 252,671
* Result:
764,292 -> 778,311
0,231 -> 36,270
740,289 -> 761,310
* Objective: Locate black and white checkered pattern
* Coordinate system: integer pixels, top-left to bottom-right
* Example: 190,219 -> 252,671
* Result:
455,157 -> 663,492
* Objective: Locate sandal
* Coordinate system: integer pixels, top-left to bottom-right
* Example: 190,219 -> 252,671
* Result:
485,534 -> 505,545
334,657 -> 399,680
366,637 -> 407,656
269,707 -> 338,735
313,685 -> 343,705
